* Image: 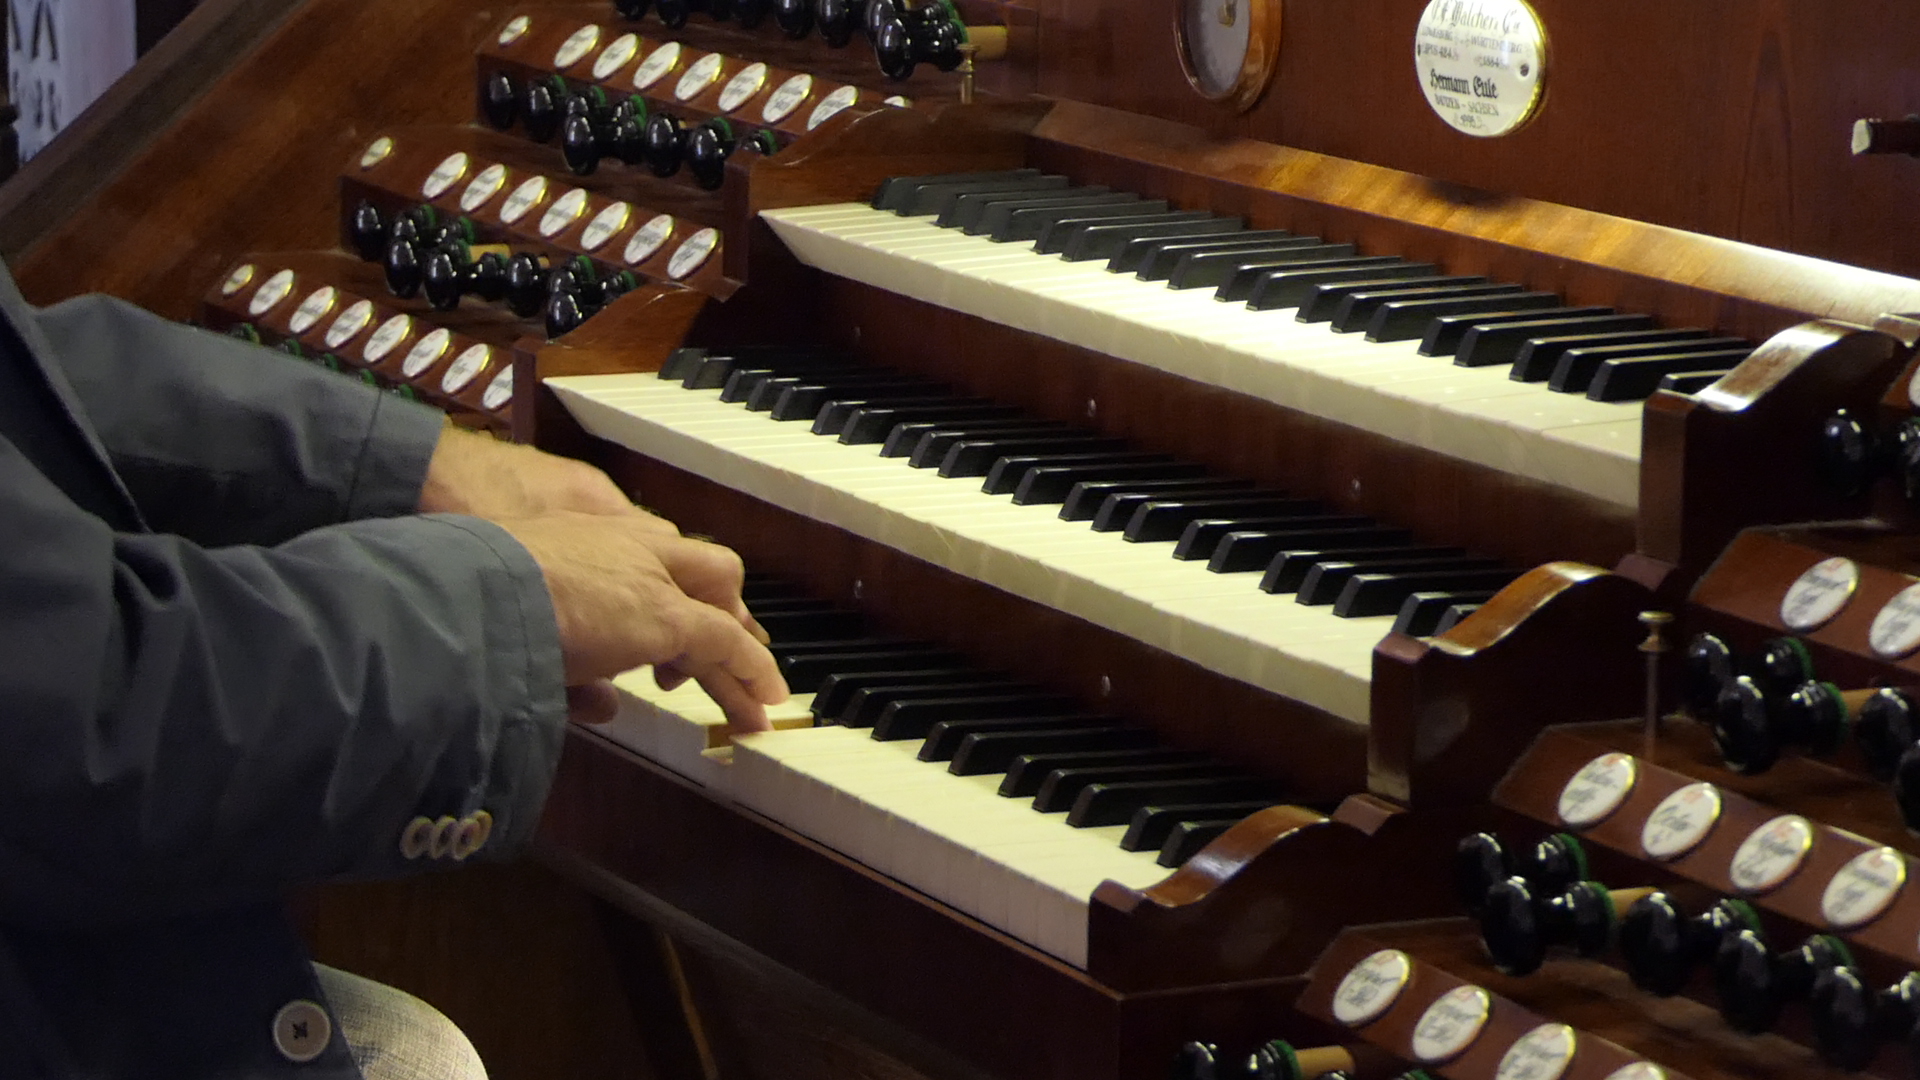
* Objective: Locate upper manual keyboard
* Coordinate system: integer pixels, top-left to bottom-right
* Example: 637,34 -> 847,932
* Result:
760,170 -> 1757,514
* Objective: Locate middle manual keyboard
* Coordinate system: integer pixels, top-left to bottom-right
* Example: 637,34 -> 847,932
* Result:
552,347 -> 1526,726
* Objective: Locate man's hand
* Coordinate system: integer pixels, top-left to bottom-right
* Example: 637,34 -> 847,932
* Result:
419,424 -> 654,522
498,512 -> 787,733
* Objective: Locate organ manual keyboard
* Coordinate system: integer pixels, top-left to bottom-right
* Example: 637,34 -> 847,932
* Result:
16,2 -> 1920,1080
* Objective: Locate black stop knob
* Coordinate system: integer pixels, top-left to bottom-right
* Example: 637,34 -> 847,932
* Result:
523,78 -> 563,143
873,12 -> 914,78
1812,967 -> 1879,1071
656,0 -> 694,27
1712,675 -> 1781,774
773,0 -> 815,37
504,254 -> 551,318
483,70 -> 519,130
349,200 -> 388,261
1817,408 -> 1881,497
1454,833 -> 1586,915
383,237 -> 424,298
613,0 -> 653,17
1897,418 -> 1920,504
1752,636 -> 1814,697
546,289 -> 589,340
1779,680 -> 1851,758
1480,878 -> 1617,977
817,0 -> 866,45
1892,743 -> 1920,833
864,0 -> 903,39
1169,1041 -> 1222,1080
562,113 -> 602,176
1619,893 -> 1756,997
911,6 -> 965,71
423,249 -> 463,310
643,112 -> 688,177
1682,632 -> 1736,716
1857,688 -> 1919,780
1716,932 -> 1850,1035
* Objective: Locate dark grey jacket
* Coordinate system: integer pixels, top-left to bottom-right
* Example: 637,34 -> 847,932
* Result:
0,265 -> 568,1078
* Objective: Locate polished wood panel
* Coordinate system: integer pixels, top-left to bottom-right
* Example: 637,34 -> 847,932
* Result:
1037,0 -> 1920,282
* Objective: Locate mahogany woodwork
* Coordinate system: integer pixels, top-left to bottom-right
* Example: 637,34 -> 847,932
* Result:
1369,563 -> 1655,806
1630,323 -> 1915,592
1038,0 -> 1920,284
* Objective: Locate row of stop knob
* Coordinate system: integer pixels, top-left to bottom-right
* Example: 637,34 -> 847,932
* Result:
1459,832 -> 1917,1071
483,75 -> 774,189
610,0 -> 978,80
350,202 -> 635,338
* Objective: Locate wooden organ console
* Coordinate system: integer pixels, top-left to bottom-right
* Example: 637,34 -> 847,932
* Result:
14,2 -> 1920,1079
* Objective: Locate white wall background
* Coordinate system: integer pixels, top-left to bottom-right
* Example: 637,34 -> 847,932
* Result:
10,0 -> 137,160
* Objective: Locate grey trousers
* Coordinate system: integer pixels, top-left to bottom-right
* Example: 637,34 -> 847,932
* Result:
314,965 -> 488,1080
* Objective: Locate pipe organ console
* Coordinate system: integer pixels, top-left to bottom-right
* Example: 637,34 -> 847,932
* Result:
17,1 -> 1920,1079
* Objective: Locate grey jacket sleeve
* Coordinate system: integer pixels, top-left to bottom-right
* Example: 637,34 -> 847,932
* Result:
0,430 -> 569,930
30,293 -> 441,544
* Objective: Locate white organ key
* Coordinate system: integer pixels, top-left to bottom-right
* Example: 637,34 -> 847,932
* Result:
762,203 -> 1640,513
550,375 -> 1382,724
599,664 -> 819,784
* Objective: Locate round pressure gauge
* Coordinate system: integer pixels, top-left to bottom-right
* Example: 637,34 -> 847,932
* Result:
1175,0 -> 1281,112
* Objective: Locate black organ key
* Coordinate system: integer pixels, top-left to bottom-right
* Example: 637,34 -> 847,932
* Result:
920,716 -> 1126,764
939,436 -> 1131,479
982,451 -> 1173,496
1012,460 -> 1208,505
740,577 -> 807,604
658,347 -> 707,381
1416,306 -> 1612,358
1037,209 -> 1213,256
1000,748 -> 1208,798
1509,327 -> 1711,382
908,423 -> 1072,468
807,394 -> 963,431
1334,567 -> 1520,618
938,185 -> 1113,229
1121,801 -> 1275,853
1658,369 -> 1733,394
745,372 -> 924,412
1004,200 -> 1172,245
723,364 -> 865,404
1365,291 -> 1563,343
1059,216 -> 1242,263
900,175 -> 1071,217
840,681 -> 1035,728
1068,776 -> 1279,828
872,693 -> 1084,741
1434,604 -> 1481,635
950,189 -> 1132,235
1134,235 -> 1325,282
772,379 -> 944,421
1585,349 -> 1754,402
945,724 -> 1157,773
778,646 -> 966,693
882,417 -> 1054,459
1283,550 -> 1480,601
1245,262 -> 1440,312
1121,496 -> 1324,543
1172,514 -> 1373,562
1207,526 -> 1415,575
811,669 -> 984,720
1089,486 -> 1282,533
1223,255 -> 1401,305
1447,312 -> 1649,366
1547,337 -> 1750,394
1062,477 -> 1250,522
1169,242 -> 1359,292
840,403 -> 1022,444
1159,820 -> 1239,867
872,168 -> 1041,211
1110,229 -> 1295,277
1033,762 -> 1239,813
1302,278 -> 1498,327
754,609 -> 868,640
1392,589 -> 1503,636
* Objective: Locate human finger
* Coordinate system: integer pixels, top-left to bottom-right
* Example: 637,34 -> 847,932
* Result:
653,664 -> 691,692
666,603 -> 789,731
649,537 -> 755,628
566,679 -> 621,724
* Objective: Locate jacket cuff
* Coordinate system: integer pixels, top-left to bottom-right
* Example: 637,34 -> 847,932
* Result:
343,395 -> 446,521
427,514 -> 569,857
